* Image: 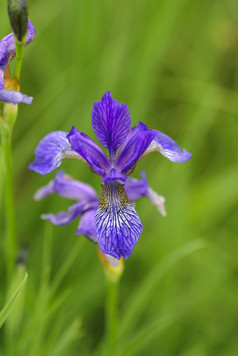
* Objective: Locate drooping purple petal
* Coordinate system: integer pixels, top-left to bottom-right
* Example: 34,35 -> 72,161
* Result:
0,89 -> 33,104
41,202 -> 85,225
124,171 -> 149,201
76,209 -> 98,244
146,187 -> 166,216
91,91 -> 131,156
67,126 -> 110,176
34,170 -> 98,202
116,121 -> 157,174
142,131 -> 192,163
95,181 -> 143,259
34,180 -> 54,201
29,131 -> 82,174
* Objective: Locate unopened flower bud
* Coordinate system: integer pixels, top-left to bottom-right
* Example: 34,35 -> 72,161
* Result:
8,0 -> 28,42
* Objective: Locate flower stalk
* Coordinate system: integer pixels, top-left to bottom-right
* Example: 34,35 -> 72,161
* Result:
0,6 -> 35,280
105,275 -> 119,356
0,114 -> 16,280
98,250 -> 124,355
14,38 -> 25,80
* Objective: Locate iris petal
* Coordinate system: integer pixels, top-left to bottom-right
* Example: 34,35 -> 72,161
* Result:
142,131 -> 192,163
146,187 -> 166,216
91,91 -> 131,155
34,170 -> 98,202
29,131 -> 82,174
41,202 -> 85,225
76,209 -> 98,244
0,89 -> 33,104
116,121 -> 157,174
124,172 -> 149,201
67,126 -> 110,176
116,122 -> 192,175
95,181 -> 143,259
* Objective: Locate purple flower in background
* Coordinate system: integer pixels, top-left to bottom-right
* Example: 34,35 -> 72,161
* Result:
29,91 -> 191,259
0,19 -> 36,104
34,170 -> 166,263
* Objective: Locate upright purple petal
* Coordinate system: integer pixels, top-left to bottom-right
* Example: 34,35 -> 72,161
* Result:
41,202 -> 85,225
142,131 -> 192,163
0,89 -> 33,104
67,126 -> 110,176
95,181 -> 143,259
116,122 -> 157,174
29,131 -> 82,174
91,91 -> 131,155
34,170 -> 98,202
76,209 -> 98,244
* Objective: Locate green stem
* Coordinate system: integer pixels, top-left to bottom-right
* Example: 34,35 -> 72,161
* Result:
0,118 -> 16,281
14,39 -> 25,80
105,276 -> 119,356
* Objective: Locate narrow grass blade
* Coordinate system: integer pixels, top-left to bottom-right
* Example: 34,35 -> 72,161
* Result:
0,273 -> 28,328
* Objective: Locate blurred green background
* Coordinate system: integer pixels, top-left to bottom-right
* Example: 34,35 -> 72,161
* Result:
1,0 -> 238,355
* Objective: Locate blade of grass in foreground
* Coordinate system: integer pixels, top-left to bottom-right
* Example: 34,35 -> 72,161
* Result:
0,273 -> 28,328
119,239 -> 206,340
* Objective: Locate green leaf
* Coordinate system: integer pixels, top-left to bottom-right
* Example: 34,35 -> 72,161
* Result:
0,273 -> 28,328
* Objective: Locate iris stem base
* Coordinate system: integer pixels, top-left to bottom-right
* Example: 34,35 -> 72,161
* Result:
105,275 -> 119,356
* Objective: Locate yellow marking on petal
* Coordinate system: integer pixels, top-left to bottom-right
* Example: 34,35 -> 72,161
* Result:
99,181 -> 129,210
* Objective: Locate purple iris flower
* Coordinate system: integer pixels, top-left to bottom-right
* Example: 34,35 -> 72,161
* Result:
0,19 -> 36,105
29,91 -> 191,259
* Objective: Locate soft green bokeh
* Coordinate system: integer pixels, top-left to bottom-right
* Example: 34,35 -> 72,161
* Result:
0,0 -> 238,355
